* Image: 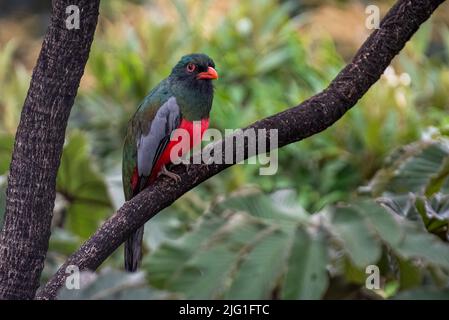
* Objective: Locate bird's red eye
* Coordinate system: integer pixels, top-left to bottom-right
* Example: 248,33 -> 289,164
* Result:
186,63 -> 196,72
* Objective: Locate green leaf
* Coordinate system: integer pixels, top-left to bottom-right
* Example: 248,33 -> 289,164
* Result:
56,132 -> 113,239
414,194 -> 449,233
256,49 -> 291,74
281,227 -> 329,299
355,200 -> 403,246
388,143 -> 449,194
57,270 -> 171,300
393,287 -> 449,300
391,222 -> 449,269
367,141 -> 449,196
211,189 -> 308,222
331,206 -> 382,268
0,134 -> 14,175
66,202 -> 111,239
0,183 -> 6,229
342,256 -> 369,285
353,200 -> 449,274
224,225 -> 292,299
145,213 -> 227,290
48,228 -> 81,255
397,258 -> 422,290
425,157 -> 449,197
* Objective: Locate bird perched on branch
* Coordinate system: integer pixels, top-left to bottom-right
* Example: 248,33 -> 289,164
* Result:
122,53 -> 218,272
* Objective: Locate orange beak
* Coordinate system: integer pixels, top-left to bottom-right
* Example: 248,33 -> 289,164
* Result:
197,67 -> 219,80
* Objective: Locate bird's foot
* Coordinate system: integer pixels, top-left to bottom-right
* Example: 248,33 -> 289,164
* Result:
158,165 -> 181,183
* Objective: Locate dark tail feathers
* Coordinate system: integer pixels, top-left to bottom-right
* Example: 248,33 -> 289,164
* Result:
124,226 -> 144,272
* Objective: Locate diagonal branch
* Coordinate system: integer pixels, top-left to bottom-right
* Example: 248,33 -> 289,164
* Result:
36,0 -> 446,299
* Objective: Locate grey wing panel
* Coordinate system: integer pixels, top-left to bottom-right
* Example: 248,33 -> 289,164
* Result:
137,97 -> 181,178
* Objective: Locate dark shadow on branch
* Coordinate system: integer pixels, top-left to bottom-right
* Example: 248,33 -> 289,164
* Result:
36,0 -> 445,299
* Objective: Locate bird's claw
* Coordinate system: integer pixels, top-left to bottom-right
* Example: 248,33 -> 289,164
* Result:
158,165 -> 181,183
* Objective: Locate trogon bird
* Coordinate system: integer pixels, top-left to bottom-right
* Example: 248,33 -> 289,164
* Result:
122,53 -> 218,272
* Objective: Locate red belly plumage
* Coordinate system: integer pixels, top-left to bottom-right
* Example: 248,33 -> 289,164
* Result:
131,118 -> 209,190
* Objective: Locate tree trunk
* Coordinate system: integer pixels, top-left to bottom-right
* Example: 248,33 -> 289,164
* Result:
0,0 -> 100,299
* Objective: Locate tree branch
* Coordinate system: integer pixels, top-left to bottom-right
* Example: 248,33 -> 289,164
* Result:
0,0 -> 100,299
36,0 -> 445,299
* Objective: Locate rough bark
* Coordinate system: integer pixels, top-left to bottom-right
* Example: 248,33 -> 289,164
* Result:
0,0 -> 100,299
36,0 -> 446,300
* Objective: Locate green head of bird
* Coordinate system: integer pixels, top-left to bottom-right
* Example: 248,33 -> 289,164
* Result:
169,53 -> 218,119
170,53 -> 218,83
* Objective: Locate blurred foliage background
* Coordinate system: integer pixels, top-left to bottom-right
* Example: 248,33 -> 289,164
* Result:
1,0 -> 449,299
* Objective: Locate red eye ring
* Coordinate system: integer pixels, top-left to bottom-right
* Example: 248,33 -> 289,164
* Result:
186,63 -> 196,72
